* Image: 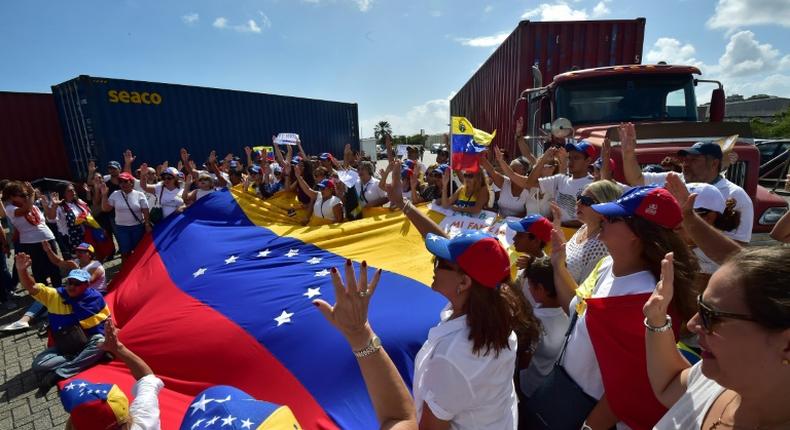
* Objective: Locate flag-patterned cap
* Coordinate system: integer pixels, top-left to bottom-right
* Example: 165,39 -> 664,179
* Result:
180,385 -> 301,430
591,185 -> 682,229
565,140 -> 598,159
425,230 -> 510,289
60,379 -> 129,430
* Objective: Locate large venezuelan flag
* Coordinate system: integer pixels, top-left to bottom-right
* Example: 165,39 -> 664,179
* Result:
63,189 -> 447,429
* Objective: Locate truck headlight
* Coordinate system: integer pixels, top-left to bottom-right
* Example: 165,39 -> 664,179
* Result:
759,207 -> 788,225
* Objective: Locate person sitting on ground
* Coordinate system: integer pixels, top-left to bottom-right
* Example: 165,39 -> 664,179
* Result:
519,256 -> 570,399
645,247 -> 790,430
482,147 -> 530,218
16,253 -> 110,390
61,319 -> 165,430
440,167 -> 489,215
42,241 -> 106,294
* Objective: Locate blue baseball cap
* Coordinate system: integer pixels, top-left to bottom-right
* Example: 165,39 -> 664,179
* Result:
591,185 -> 682,229
316,179 -> 335,190
107,161 -> 121,170
66,269 -> 91,283
425,230 -> 510,288
179,385 -> 301,430
565,140 -> 598,159
249,165 -> 261,174
319,153 -> 333,161
678,141 -> 723,159
290,156 -> 302,166
506,214 -> 553,243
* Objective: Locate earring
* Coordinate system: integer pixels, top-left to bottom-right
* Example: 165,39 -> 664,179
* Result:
783,359 -> 790,366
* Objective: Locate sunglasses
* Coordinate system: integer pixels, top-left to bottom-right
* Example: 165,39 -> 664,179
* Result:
433,258 -> 458,272
162,175 -> 175,180
67,279 -> 88,286
697,294 -> 755,334
577,195 -> 598,206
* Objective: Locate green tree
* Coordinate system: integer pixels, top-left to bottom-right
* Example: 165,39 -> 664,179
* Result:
751,107 -> 790,139
374,121 -> 392,144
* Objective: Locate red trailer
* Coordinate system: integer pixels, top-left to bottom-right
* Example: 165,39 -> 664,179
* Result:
450,18 -> 646,157
0,92 -> 71,182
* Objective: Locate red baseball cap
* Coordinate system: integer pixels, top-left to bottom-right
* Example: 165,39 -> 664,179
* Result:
591,185 -> 682,229
506,214 -> 553,243
425,231 -> 510,288
118,172 -> 134,181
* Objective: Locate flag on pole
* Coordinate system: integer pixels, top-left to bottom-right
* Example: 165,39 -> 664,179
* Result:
450,116 -> 496,172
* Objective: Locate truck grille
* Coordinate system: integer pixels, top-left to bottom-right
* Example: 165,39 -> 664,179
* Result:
725,161 -> 747,188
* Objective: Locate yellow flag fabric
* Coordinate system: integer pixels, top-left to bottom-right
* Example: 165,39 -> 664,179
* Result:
451,117 -> 474,136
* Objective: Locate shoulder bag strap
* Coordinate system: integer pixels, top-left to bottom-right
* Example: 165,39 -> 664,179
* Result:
120,192 -> 144,225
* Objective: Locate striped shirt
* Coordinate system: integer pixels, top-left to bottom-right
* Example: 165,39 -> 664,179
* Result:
32,285 -> 110,336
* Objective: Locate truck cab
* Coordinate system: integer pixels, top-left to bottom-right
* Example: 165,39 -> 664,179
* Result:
523,64 -> 787,233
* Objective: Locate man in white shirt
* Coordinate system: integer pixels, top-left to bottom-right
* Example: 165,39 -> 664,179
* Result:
522,141 -> 597,227
620,125 -> 753,243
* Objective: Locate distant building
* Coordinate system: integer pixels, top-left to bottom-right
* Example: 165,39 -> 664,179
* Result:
699,96 -> 790,122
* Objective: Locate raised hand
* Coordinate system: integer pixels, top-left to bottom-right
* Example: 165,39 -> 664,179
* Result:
49,192 -> 62,206
409,169 -> 419,191
387,160 -> 405,209
619,122 -> 636,154
643,253 -> 674,327
100,319 -> 123,353
665,172 -> 695,219
314,260 -> 382,349
494,145 -> 505,163
515,116 -> 524,137
87,160 -> 96,174
244,146 -> 253,157
441,168 -> 451,187
124,149 -> 135,165
15,253 -> 32,271
99,182 -> 109,196
549,228 -> 566,269
208,150 -> 217,165
549,201 -> 563,230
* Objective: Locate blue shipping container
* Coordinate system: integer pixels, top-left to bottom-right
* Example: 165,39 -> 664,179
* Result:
51,75 -> 359,180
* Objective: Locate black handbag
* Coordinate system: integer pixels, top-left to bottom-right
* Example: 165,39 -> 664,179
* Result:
522,313 -> 597,430
53,324 -> 89,356
148,186 -> 165,225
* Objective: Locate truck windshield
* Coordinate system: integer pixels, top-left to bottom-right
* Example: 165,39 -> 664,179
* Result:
555,74 -> 698,125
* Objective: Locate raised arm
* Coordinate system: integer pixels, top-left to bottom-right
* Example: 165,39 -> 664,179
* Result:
495,145 -> 529,189
207,151 -> 228,188
620,122 -> 645,186
179,148 -> 193,176
296,137 -> 307,159
440,169 -> 461,209
101,319 -> 153,380
643,254 -> 693,407
138,163 -> 157,194
479,153 -> 504,189
378,165 -> 392,193
15,253 -> 41,296
599,137 -> 613,180
549,229 -> 577,314
182,174 -> 196,206
524,147 -> 557,190
515,117 -> 537,166
44,192 -> 60,222
294,164 -> 318,199
388,160 -> 446,239
99,182 -> 113,213
123,150 -> 135,174
770,210 -> 790,243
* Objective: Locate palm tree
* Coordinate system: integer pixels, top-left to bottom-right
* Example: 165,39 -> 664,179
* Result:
374,121 -> 392,144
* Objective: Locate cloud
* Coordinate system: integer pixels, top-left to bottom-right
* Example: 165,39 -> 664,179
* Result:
456,32 -> 509,48
213,17 -> 228,29
717,30 -> 780,76
591,0 -> 611,18
360,95 -> 452,137
646,37 -> 705,68
522,1 -> 592,20
354,0 -> 373,11
484,5 -> 493,13
707,0 -> 790,29
644,33 -> 790,100
212,15 -> 270,34
182,13 -> 199,25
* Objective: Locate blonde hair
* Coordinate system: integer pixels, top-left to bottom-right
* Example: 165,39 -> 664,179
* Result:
584,180 -> 623,204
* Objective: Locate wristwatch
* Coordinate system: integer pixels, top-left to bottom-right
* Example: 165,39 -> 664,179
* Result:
644,315 -> 673,333
353,335 -> 382,358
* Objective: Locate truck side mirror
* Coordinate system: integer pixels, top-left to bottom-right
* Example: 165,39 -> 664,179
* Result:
709,88 -> 725,122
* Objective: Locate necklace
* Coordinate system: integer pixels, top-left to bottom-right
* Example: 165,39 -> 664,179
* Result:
710,393 -> 790,430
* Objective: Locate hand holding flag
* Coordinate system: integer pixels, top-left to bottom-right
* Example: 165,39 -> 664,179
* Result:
450,116 -> 496,172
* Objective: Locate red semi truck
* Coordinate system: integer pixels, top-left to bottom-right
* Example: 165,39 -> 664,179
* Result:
451,19 -> 787,234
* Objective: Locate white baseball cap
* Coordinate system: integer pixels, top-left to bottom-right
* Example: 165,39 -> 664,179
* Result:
686,182 -> 725,214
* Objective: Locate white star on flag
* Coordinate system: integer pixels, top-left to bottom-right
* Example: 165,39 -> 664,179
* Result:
189,394 -> 214,415
191,418 -> 205,430
206,416 -> 220,425
285,249 -> 299,258
78,382 -> 87,389
257,249 -> 271,258
224,255 -> 238,264
193,268 -> 207,278
314,269 -> 331,277
306,257 -> 322,265
304,287 -> 321,298
214,395 -> 231,403
274,310 -> 294,326
429,235 -> 440,241
221,414 -> 237,426
64,383 -> 75,391
240,418 -> 254,429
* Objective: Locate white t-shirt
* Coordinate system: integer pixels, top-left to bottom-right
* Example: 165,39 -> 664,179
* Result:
520,307 -> 569,397
107,190 -> 149,227
538,174 -> 594,222
642,172 -> 753,242
129,374 -> 165,430
357,178 -> 388,207
413,306 -> 518,430
75,259 -> 106,293
525,188 -> 552,217
195,188 -> 214,201
693,247 -> 720,275
313,194 -> 342,221
654,362 -> 724,430
565,227 -> 609,284
4,204 -> 55,244
564,257 -> 656,400
497,178 -> 529,218
153,184 -> 184,218
134,179 -> 157,209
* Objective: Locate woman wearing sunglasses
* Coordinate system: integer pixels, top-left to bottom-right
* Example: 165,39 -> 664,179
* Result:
99,172 -> 151,260
480,147 -> 530,218
440,167 -> 489,215
138,164 -> 184,219
538,185 -> 699,430
645,247 -> 790,430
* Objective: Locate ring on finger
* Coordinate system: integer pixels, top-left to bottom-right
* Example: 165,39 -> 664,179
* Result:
358,289 -> 368,298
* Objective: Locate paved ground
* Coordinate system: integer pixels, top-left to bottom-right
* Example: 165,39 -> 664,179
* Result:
0,257 -> 122,430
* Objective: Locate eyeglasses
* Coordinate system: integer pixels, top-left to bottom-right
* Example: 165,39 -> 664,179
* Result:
433,258 -> 458,272
697,294 -> 755,334
577,195 -> 598,206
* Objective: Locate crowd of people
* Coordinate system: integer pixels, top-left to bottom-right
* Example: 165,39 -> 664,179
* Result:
1,123 -> 790,429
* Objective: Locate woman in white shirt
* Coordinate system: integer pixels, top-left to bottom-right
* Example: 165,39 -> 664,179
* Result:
2,181 -> 61,287
541,185 -> 699,430
99,172 -> 151,260
645,247 -> 790,430
138,165 -> 184,219
356,161 -> 388,208
44,183 -> 95,260
295,168 -> 344,223
480,154 -> 530,218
